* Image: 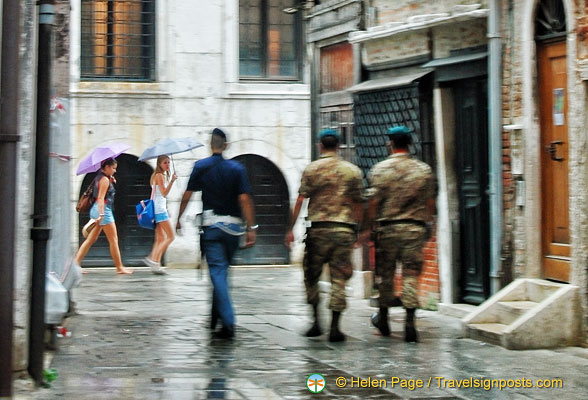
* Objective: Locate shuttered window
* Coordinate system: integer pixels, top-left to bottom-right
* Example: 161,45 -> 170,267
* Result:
239,0 -> 302,80
81,0 -> 155,81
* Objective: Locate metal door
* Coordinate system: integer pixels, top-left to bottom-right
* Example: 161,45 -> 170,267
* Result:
455,78 -> 490,304
231,154 -> 290,265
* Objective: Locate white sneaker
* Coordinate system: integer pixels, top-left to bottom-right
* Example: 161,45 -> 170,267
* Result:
144,257 -> 166,274
152,266 -> 167,275
143,257 -> 156,267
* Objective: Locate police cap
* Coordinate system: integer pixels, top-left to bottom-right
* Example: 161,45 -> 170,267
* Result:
386,125 -> 412,139
317,128 -> 339,141
212,127 -> 227,141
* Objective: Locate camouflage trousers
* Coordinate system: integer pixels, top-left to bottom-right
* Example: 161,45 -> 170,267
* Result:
303,228 -> 355,312
375,223 -> 427,309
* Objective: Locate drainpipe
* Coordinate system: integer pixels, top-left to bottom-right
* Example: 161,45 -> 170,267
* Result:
0,1 -> 21,396
28,0 -> 55,385
488,0 -> 503,295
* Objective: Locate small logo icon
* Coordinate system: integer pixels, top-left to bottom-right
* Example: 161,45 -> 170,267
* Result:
306,373 -> 326,393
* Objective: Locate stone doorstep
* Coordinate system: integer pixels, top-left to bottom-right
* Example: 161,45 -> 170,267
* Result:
438,303 -> 478,319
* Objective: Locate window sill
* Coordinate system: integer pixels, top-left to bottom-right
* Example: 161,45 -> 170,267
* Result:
225,82 -> 310,99
71,81 -> 170,98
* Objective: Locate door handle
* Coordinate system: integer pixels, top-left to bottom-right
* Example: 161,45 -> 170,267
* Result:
546,140 -> 564,162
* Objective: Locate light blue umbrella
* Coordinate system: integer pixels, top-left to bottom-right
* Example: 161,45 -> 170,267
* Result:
138,137 -> 204,169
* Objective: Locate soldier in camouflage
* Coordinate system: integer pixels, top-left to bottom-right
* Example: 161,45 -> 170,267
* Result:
363,125 -> 435,342
285,129 -> 364,342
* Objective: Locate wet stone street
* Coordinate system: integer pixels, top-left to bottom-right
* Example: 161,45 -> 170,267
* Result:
17,267 -> 588,399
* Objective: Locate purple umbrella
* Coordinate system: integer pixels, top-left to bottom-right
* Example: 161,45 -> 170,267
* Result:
76,142 -> 131,175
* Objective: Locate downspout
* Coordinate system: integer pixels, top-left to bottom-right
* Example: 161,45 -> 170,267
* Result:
0,1 -> 21,396
488,0 -> 503,295
28,0 -> 55,385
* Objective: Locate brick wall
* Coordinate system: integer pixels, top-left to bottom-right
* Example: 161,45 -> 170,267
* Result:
369,224 -> 440,310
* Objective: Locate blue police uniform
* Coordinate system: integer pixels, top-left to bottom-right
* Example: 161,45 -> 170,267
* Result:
186,153 -> 252,331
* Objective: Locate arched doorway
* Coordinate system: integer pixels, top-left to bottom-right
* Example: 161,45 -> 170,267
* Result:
535,0 -> 570,282
231,154 -> 290,265
78,154 -> 154,266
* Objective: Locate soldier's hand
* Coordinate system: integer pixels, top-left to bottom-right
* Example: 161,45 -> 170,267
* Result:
425,221 -> 433,240
284,230 -> 294,249
358,230 -> 372,245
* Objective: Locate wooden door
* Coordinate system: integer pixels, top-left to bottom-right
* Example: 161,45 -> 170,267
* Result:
455,78 -> 490,304
537,41 -> 570,282
231,154 -> 290,265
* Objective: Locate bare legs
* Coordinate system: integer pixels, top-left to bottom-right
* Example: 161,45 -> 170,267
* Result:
148,219 -> 175,263
75,222 -> 132,274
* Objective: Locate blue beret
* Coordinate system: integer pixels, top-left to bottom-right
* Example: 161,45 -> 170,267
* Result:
318,128 -> 339,140
212,128 -> 227,141
386,125 -> 412,138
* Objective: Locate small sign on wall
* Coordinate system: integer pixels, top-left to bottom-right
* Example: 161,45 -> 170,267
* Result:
553,88 -> 564,126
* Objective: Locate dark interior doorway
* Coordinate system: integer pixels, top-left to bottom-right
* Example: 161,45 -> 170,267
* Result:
78,153 -> 154,267
231,154 -> 290,265
454,78 -> 490,304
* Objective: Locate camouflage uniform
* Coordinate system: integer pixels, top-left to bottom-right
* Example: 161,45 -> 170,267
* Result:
300,153 -> 364,312
368,153 -> 435,309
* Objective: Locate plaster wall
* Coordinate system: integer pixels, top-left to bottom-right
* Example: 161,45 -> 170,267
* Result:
13,0 -> 37,372
371,0 -> 489,25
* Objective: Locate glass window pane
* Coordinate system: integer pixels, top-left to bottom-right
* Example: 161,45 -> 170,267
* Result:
81,0 -> 155,81
239,0 -> 300,80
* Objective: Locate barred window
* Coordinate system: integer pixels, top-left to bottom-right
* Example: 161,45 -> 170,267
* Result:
81,0 -> 156,81
239,0 -> 302,80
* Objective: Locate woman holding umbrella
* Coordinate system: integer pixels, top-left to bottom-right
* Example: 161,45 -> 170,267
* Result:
143,155 -> 177,274
74,158 -> 133,274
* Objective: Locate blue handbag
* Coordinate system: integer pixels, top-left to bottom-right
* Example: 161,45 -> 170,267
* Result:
136,186 -> 155,229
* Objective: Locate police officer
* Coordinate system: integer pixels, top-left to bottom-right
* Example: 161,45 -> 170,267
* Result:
363,126 -> 435,342
285,129 -> 364,342
176,128 -> 257,339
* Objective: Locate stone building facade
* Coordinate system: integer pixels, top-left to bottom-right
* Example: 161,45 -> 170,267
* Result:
308,0 -> 491,308
68,1 -> 311,266
308,0 -> 588,335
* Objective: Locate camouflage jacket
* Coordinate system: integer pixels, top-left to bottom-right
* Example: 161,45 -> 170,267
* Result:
299,152 -> 364,225
368,153 -> 434,223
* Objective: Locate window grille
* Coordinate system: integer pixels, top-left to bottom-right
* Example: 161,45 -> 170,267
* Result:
239,0 -> 302,80
319,107 -> 355,163
81,0 -> 156,81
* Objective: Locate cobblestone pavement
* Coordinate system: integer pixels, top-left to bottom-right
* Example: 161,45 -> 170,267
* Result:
15,267 -> 588,399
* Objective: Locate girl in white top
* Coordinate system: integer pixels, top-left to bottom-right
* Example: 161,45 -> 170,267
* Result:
144,155 -> 177,274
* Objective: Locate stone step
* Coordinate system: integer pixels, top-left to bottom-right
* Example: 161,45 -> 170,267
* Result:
526,280 -> 561,303
496,300 -> 539,325
438,303 -> 478,319
466,323 -> 507,346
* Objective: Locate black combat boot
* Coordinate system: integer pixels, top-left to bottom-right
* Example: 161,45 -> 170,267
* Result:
328,311 -> 345,342
305,304 -> 322,337
371,307 -> 390,336
210,306 -> 219,330
405,308 -> 418,343
213,325 -> 235,340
